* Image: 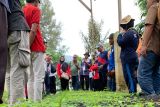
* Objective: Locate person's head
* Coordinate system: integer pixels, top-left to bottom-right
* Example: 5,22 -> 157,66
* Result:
96,43 -> 104,52
147,0 -> 159,9
73,55 -> 78,61
60,56 -> 65,63
108,33 -> 114,45
45,54 -> 51,63
26,0 -> 40,6
83,52 -> 90,59
120,15 -> 135,31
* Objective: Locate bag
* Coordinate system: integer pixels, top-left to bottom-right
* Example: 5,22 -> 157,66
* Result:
61,72 -> 69,80
18,31 -> 31,67
107,71 -> 115,78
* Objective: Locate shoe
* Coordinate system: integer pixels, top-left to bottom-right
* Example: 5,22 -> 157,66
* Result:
143,94 -> 160,102
138,92 -> 148,97
0,99 -> 3,104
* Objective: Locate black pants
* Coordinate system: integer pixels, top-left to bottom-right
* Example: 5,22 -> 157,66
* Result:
89,78 -> 93,90
80,75 -> 89,90
93,79 -> 100,91
0,3 -> 8,100
99,72 -> 107,91
60,78 -> 69,91
44,73 -> 56,94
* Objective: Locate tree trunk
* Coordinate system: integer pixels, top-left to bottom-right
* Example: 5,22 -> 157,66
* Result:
114,32 -> 128,92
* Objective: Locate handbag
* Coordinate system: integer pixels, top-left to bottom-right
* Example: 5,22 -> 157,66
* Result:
61,72 -> 69,80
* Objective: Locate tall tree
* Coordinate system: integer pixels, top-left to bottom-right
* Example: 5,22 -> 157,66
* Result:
81,19 -> 107,53
41,0 -> 62,50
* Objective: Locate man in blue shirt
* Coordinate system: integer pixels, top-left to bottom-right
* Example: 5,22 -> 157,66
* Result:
108,33 -> 116,91
96,43 -> 108,91
117,15 -> 139,93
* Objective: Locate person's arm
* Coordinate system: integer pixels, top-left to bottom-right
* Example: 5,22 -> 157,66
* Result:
30,8 -> 41,46
29,23 -> 38,46
141,5 -> 157,56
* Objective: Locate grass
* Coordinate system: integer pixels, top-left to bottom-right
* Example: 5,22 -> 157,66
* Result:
0,91 -> 158,107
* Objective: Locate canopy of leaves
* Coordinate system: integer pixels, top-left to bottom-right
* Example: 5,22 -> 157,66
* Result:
136,0 -> 147,17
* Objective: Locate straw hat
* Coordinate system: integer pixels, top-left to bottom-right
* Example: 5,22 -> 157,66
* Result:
120,15 -> 134,25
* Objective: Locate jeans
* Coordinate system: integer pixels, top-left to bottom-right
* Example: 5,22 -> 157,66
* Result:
122,59 -> 138,93
138,51 -> 160,95
108,76 -> 116,91
72,76 -> 79,90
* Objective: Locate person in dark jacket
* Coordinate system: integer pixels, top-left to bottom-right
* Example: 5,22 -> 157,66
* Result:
44,54 -> 56,94
117,15 -> 139,93
0,0 -> 10,104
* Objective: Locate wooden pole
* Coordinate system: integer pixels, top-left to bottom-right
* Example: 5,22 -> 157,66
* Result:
114,0 -> 128,92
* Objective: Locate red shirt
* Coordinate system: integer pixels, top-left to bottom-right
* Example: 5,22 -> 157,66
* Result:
90,64 -> 99,80
23,3 -> 45,52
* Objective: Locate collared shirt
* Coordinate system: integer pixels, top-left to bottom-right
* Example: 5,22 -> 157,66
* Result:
23,3 -> 45,52
144,4 -> 160,55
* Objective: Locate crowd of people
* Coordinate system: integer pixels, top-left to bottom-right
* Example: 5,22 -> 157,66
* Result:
0,0 -> 160,105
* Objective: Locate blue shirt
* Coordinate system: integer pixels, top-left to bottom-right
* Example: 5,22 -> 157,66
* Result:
108,45 -> 115,71
117,29 -> 139,63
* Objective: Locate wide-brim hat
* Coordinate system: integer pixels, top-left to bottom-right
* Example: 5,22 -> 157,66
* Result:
120,15 -> 135,25
84,52 -> 90,57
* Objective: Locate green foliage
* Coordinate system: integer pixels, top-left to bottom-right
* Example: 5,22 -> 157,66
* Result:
2,91 -> 157,107
136,0 -> 147,17
41,0 -> 69,57
40,0 -> 63,52
19,0 -> 25,6
135,0 -> 146,34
